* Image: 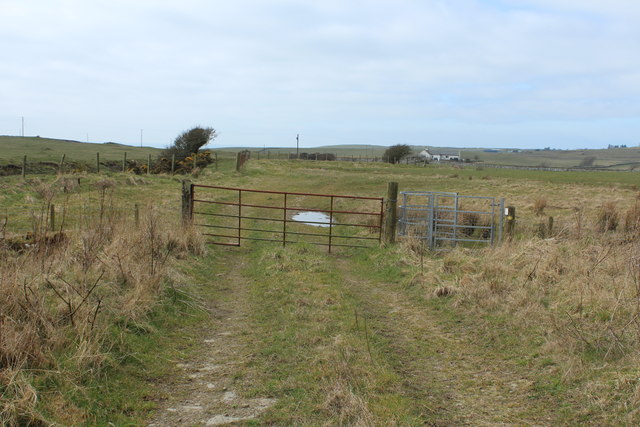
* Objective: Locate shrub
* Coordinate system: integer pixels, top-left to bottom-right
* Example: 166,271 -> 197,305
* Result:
382,144 -> 412,164
161,126 -> 217,159
152,151 -> 214,174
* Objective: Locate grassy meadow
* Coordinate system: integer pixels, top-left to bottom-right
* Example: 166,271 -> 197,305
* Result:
2,145 -> 640,424
218,143 -> 640,170
0,136 -> 162,164
460,146 -> 640,169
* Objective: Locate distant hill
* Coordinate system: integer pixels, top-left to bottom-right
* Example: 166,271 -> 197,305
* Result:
0,135 -> 161,164
3,136 -> 639,171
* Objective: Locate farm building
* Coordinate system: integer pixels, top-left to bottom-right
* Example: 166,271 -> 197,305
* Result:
418,148 -> 461,162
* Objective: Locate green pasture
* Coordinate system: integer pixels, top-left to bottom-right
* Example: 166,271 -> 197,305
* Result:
460,147 -> 640,169
3,135 -> 640,170
0,135 -> 162,164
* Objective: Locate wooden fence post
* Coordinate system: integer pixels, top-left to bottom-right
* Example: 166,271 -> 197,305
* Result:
548,216 -> 554,236
181,180 -> 193,225
96,152 -> 100,173
49,204 -> 55,231
383,182 -> 399,244
505,206 -> 516,239
59,154 -> 65,173
122,152 -> 127,172
171,154 -> 175,174
236,152 -> 242,171
22,155 -> 26,178
147,154 -> 151,175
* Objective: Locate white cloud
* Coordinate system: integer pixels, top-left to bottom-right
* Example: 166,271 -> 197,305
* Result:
0,0 -> 638,147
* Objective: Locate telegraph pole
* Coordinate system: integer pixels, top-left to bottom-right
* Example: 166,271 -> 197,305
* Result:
296,134 -> 299,159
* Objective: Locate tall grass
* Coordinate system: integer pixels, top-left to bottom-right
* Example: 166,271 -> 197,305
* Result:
394,206 -> 640,423
0,178 -> 204,424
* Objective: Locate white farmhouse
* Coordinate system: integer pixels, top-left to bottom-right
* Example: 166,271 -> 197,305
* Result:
418,148 -> 461,162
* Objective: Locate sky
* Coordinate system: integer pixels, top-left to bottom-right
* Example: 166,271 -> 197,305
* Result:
1,0 -> 639,150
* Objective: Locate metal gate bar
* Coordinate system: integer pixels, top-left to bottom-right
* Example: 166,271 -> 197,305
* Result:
398,191 -> 505,249
192,184 -> 384,252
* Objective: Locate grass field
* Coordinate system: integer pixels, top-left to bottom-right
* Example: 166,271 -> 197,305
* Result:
3,134 -> 640,170
220,144 -> 640,170
0,135 -> 162,165
460,146 -> 640,169
3,140 -> 640,424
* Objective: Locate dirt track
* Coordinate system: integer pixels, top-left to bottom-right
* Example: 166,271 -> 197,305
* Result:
149,250 -> 563,425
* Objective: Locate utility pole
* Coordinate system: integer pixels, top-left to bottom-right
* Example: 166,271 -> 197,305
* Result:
296,134 -> 299,159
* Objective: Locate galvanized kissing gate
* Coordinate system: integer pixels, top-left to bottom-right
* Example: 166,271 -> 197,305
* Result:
190,184 -> 384,252
397,191 -> 505,249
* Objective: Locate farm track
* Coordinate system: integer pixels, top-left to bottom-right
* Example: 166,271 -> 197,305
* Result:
335,257 -> 560,426
149,249 -> 563,425
148,254 -> 276,426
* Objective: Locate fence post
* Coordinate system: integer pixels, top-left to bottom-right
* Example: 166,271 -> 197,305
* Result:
59,154 -> 65,173
383,182 -> 399,244
181,180 -> 193,225
49,204 -> 55,231
22,155 -> 26,178
96,152 -> 100,173
122,152 -> 127,172
548,216 -> 554,236
171,154 -> 175,174
147,154 -> 151,175
236,152 -> 242,171
505,206 -> 516,239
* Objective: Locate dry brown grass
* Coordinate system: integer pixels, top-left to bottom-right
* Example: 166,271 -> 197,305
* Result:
0,179 -> 205,424
596,201 -> 620,232
624,196 -> 640,235
397,205 -> 640,422
533,197 -> 547,216
318,336 -> 374,426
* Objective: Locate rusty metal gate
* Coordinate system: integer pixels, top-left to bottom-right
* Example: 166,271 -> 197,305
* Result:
398,191 -> 505,249
191,184 -> 384,252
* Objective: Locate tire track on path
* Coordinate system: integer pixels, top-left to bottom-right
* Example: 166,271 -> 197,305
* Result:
148,254 -> 276,426
335,257 -> 561,426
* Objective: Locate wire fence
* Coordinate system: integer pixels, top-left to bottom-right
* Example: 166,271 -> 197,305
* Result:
1,181 -> 181,238
0,152 -> 218,177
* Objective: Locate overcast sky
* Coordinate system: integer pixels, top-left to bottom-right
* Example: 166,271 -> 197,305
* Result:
1,0 -> 639,149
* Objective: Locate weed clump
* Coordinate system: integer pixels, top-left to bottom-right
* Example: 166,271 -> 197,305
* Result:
596,202 -> 619,232
623,196 -> 640,235
533,197 -> 547,216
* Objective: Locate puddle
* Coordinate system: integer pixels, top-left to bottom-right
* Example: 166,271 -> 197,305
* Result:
291,211 -> 332,227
